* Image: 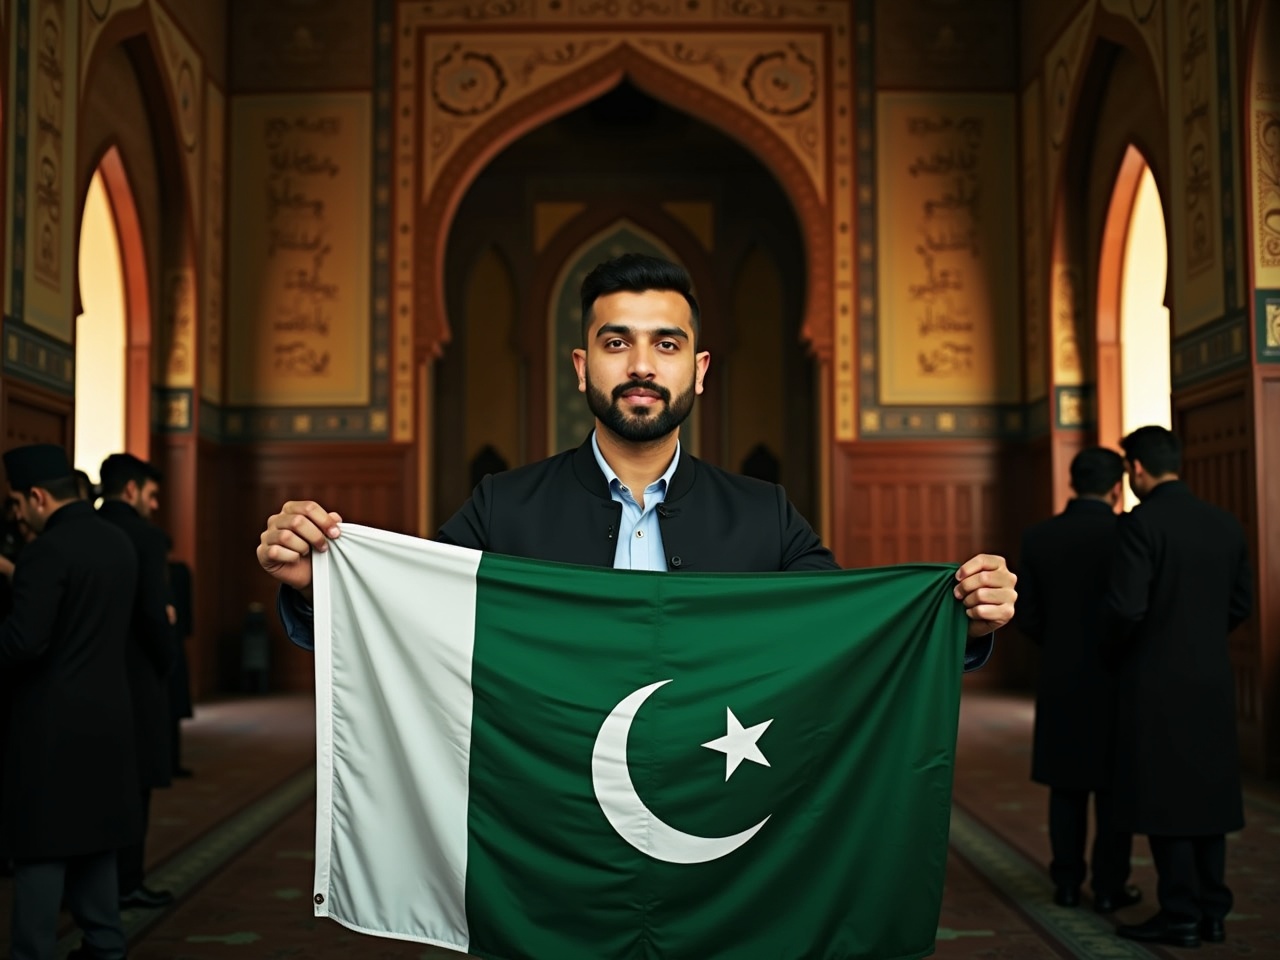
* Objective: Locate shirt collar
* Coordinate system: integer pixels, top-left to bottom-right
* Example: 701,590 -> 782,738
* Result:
590,430 -> 681,495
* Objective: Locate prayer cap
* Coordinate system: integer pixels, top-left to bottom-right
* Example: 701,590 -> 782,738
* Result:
3,444 -> 73,489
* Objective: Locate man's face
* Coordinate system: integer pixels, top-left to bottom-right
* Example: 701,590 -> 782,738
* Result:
128,478 -> 160,519
571,290 -> 711,444
8,490 -> 46,535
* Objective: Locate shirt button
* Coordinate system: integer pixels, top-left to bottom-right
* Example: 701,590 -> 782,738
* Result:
635,530 -> 644,538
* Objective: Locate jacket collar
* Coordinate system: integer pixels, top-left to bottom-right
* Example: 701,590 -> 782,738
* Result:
1064,497 -> 1116,515
98,498 -> 140,520
572,434 -> 697,502
1142,478 -> 1188,500
42,498 -> 93,532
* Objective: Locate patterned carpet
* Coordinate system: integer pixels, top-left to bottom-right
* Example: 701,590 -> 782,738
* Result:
2,692 -> 1276,959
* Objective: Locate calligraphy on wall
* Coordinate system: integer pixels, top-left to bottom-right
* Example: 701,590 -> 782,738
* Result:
227,94 -> 371,406
22,0 -> 78,340
1166,0 -> 1226,333
1250,0 -> 1280,286
163,267 -> 195,387
202,84 -> 226,403
875,93 -> 1020,405
1022,80 -> 1047,403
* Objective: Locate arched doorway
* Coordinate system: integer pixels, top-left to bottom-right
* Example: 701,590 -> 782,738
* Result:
75,147 -> 152,482
1096,144 -> 1170,507
434,81 -> 814,530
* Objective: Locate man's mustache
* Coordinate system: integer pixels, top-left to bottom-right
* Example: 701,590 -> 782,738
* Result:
612,381 -> 671,403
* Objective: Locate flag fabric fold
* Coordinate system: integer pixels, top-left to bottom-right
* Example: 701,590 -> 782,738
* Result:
313,523 -> 968,960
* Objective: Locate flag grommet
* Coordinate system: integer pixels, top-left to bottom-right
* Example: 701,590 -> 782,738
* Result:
314,894 -> 325,905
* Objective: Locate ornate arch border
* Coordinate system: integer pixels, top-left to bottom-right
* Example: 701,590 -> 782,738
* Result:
393,2 -> 854,444
87,144 -> 154,459
1094,143 -> 1159,447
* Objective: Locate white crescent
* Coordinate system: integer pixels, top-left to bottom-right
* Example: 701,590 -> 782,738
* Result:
590,679 -> 771,864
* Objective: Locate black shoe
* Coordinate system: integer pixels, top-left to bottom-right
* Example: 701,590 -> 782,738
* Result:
1053,885 -> 1080,907
120,885 -> 175,909
1117,912 -> 1201,948
1200,918 -> 1225,943
1094,884 -> 1143,913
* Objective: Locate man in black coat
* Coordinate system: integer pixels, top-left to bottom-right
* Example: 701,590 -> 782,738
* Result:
1016,447 -> 1137,912
1109,426 -> 1252,948
1,444 -> 141,960
98,453 -> 175,911
257,254 -> 1017,660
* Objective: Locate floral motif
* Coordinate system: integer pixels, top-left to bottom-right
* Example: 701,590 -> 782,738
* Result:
431,45 -> 508,117
743,44 -> 816,117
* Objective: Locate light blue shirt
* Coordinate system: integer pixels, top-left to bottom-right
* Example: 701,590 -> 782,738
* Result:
591,431 -> 679,571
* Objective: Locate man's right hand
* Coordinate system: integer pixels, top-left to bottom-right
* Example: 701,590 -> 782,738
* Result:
256,501 -> 343,600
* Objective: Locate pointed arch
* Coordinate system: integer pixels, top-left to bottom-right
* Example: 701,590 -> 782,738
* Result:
90,145 -> 152,459
416,48 -> 829,363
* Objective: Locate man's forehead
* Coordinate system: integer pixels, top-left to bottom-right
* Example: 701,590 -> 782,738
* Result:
590,289 -> 694,329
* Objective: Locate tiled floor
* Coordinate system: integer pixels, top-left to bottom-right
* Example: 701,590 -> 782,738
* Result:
4,692 -> 1276,959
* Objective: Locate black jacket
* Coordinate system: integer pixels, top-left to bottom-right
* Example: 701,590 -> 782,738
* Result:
1104,480 -> 1252,834
1015,498 -> 1119,789
437,439 -> 837,572
0,501 -> 143,858
99,499 -> 173,790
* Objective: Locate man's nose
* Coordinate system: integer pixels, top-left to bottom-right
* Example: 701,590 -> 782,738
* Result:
628,347 -> 657,379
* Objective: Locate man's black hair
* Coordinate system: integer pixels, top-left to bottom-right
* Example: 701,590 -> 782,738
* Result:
1120,425 -> 1182,477
1069,446 -> 1124,496
13,475 -> 81,501
100,453 -> 162,498
579,253 -> 700,345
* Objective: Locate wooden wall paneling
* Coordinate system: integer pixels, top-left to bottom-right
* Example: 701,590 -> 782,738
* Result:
1173,371 -> 1263,771
833,442 -> 1028,688
190,437 -> 227,700
226,443 -> 416,693
1,379 -> 73,451
1260,379 -> 1280,776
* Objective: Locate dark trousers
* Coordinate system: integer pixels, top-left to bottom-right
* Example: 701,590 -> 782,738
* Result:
11,851 -> 126,960
1048,788 -> 1133,895
117,788 -> 151,895
1148,834 -> 1231,922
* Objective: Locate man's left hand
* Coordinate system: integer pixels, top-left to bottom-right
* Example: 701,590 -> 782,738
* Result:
954,554 -> 1017,638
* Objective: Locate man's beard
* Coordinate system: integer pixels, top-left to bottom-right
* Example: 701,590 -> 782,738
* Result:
586,374 -> 696,443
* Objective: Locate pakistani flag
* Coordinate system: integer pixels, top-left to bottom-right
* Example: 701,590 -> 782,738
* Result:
313,524 -> 968,960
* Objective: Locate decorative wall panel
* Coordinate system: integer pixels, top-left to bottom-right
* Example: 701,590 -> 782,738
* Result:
202,82 -> 226,402
874,92 -> 1020,407
10,0 -> 79,341
1022,80 -> 1048,404
227,93 -> 372,407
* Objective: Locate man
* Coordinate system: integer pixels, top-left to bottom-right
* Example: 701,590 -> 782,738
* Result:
1108,426 -> 1252,948
98,453 -> 175,910
0,444 -> 141,960
258,253 -> 1015,655
1016,447 -> 1137,912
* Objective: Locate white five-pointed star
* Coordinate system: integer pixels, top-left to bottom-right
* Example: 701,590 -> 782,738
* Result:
701,708 -> 773,781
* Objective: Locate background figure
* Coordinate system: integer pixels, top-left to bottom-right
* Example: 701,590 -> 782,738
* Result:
98,453 -> 175,911
73,469 -> 96,504
167,554 -> 195,777
1015,447 -> 1137,912
1110,426 -> 1252,949
1,444 -> 141,960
